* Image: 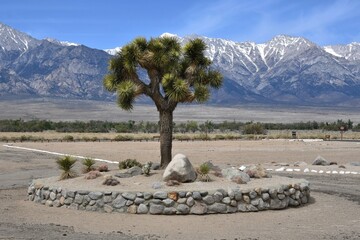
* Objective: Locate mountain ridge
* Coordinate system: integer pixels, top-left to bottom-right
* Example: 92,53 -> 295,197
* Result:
1,22 -> 360,106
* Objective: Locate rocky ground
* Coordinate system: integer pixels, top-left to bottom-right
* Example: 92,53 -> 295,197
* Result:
0,140 -> 359,240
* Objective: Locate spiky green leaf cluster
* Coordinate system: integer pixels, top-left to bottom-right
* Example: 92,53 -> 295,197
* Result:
103,35 -> 223,110
56,156 -> 77,180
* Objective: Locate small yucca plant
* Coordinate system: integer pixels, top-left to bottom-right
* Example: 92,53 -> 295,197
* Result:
197,162 -> 211,182
82,158 -> 96,173
56,156 -> 77,180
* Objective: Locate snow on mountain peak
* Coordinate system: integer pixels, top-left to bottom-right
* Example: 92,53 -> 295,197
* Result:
160,32 -> 179,38
45,38 -> 80,47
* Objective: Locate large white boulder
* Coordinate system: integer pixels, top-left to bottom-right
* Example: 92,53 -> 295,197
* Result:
163,154 -> 197,183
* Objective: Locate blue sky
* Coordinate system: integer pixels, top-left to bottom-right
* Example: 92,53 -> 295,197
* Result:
1,0 -> 360,49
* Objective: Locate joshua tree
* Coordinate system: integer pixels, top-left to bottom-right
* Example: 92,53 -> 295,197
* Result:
103,36 -> 223,167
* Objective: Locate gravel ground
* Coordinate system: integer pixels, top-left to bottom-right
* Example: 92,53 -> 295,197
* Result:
0,141 -> 359,240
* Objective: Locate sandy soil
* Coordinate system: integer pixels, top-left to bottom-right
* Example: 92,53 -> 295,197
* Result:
0,140 -> 359,240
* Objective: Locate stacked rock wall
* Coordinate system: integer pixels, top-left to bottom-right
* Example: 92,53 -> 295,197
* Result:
27,181 -> 310,215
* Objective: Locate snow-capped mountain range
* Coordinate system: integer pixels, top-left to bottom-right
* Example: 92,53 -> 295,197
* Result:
1,22 -> 360,106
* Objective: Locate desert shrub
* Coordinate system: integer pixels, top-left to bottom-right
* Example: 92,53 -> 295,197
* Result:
197,162 -> 211,182
194,133 -> 211,141
142,161 -> 153,176
214,135 -> 226,140
82,158 -> 96,173
97,164 -> 109,172
174,135 -> 192,141
243,123 -> 265,135
113,135 -> 134,141
63,135 -> 74,142
118,158 -> 142,170
56,156 -> 77,180
82,136 -> 91,142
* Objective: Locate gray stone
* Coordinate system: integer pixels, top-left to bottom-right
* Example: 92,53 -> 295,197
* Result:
86,205 -> 98,211
77,190 -> 90,195
127,205 -> 137,214
227,206 -> 238,213
49,192 -> 56,201
247,204 -> 258,212
294,161 -> 307,167
234,190 -> 242,201
227,188 -> 235,199
151,182 -> 162,189
350,162 -> 360,166
213,191 -> 224,202
176,204 -> 190,214
277,186 -> 284,194
149,204 -> 164,215
163,198 -> 175,207
151,163 -> 161,170
178,191 -> 186,198
249,191 -> 257,199
89,192 -> 103,200
192,191 -> 202,200
112,195 -> 126,209
222,197 -> 231,205
122,192 -> 136,201
221,168 -> 250,183
89,200 -> 96,206
200,191 -> 208,197
289,198 -> 300,206
185,192 -> 192,197
251,198 -> 259,206
186,197 -> 195,207
134,197 -> 145,205
312,155 -> 329,166
45,200 -> 53,207
103,195 -> 113,203
66,191 -> 76,198
238,203 -> 248,212
269,188 -> 277,198
177,198 -> 187,204
137,204 -> 149,214
104,204 -> 113,213
127,166 -> 143,177
112,192 -> 119,198
208,203 -> 227,213
96,200 -> 104,208
301,196 -> 308,204
136,192 -> 144,198
230,200 -> 237,207
151,199 -> 162,204
203,195 -> 215,205
190,202 -> 207,215
143,192 -> 152,200
126,200 -> 133,206
163,207 -> 177,215
68,203 -> 79,210
153,191 -> 167,199
163,154 -> 197,183
270,198 -> 288,210
262,193 -> 270,201
216,189 -> 228,197
289,188 -> 296,195
74,194 -> 84,204
243,195 -> 250,204
257,198 -> 266,210
53,200 -> 61,207
64,197 -> 73,205
278,194 -> 286,200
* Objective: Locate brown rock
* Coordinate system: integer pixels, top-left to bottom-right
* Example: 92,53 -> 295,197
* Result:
231,176 -> 247,184
166,180 -> 181,186
168,192 -> 179,201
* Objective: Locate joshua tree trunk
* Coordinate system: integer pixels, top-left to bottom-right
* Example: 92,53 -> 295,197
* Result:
159,109 -> 173,168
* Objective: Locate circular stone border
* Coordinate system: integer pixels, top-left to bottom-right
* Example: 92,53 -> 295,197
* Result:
27,177 -> 310,215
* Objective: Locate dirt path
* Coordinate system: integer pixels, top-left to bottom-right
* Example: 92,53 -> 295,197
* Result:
0,141 -> 359,240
